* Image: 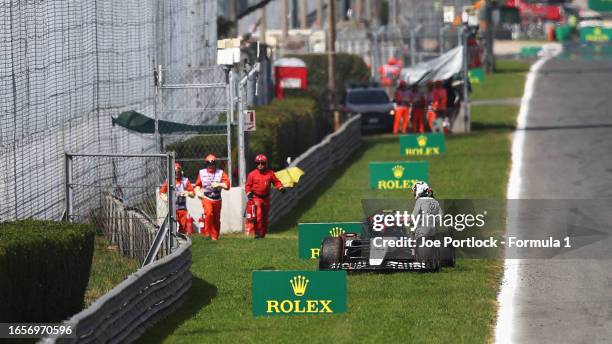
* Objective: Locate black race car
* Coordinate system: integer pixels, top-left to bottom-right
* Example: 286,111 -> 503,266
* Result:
318,212 -> 456,272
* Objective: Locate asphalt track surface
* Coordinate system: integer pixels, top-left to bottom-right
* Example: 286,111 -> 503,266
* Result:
508,51 -> 612,342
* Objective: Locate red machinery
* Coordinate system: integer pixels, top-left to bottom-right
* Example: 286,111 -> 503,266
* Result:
505,0 -> 567,22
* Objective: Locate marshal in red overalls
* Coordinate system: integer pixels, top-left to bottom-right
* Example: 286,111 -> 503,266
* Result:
245,154 -> 285,238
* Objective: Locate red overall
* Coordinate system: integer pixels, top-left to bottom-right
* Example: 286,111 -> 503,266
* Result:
393,89 -> 411,135
160,177 -> 195,235
245,168 -> 283,238
409,90 -> 425,133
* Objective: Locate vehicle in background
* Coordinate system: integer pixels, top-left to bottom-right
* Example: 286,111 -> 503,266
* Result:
341,86 -> 394,134
506,0 -> 570,22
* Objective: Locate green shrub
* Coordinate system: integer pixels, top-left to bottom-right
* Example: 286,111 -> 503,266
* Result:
0,220 -> 95,322
249,96 -> 322,171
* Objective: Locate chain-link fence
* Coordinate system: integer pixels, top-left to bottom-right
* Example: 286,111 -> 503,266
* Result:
333,0 -> 475,76
158,65 -> 232,184
66,153 -> 174,262
0,0 -> 218,223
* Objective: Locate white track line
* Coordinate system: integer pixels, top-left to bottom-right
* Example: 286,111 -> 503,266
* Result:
495,44 -> 561,344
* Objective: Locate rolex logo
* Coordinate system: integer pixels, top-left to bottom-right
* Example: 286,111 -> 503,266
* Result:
417,135 -> 428,147
329,227 -> 345,237
392,165 -> 405,179
290,275 -> 309,296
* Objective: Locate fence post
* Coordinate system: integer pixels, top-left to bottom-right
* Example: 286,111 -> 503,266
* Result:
410,24 -> 422,66
226,68 -> 234,186
461,27 -> 471,133
166,152 -> 176,250
64,154 -> 73,222
237,72 -> 246,186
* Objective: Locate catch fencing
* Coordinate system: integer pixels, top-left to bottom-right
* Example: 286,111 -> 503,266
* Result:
268,115 -> 362,225
335,0 -> 475,76
40,235 -> 192,344
0,0 -> 218,223
65,152 -> 175,262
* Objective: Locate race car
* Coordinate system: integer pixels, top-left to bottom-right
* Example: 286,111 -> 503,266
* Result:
318,211 -> 456,272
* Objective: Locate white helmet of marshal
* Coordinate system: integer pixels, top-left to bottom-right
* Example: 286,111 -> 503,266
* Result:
412,181 -> 430,199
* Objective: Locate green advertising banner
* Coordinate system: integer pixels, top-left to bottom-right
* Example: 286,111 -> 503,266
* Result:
520,46 -> 542,58
468,68 -> 485,84
252,270 -> 347,316
298,222 -> 362,259
589,0 -> 612,12
369,161 -> 428,190
399,133 -> 446,156
580,26 -> 612,43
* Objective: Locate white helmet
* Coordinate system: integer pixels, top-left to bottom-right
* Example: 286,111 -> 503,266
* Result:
412,181 -> 430,199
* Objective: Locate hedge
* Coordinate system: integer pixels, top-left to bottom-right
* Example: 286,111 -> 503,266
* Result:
248,96 -> 324,171
0,220 -> 95,322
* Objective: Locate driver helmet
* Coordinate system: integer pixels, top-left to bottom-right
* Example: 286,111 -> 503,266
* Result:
412,181 -> 431,199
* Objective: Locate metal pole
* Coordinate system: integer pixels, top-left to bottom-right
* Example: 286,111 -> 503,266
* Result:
410,29 -> 416,66
316,0 -> 323,28
299,0 -> 307,28
229,0 -> 237,37
260,7 -> 267,44
166,152 -> 176,250
155,65 -> 162,152
282,0 -> 289,47
238,73 -> 247,186
237,66 -> 260,185
439,26 -> 448,55
461,27 -> 471,133
328,0 -> 338,129
64,154 -> 73,222
226,69 -> 234,186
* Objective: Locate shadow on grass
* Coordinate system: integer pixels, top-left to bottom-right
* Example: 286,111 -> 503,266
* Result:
492,68 -> 530,74
472,122 -> 516,131
138,277 -> 217,343
270,136 -> 392,234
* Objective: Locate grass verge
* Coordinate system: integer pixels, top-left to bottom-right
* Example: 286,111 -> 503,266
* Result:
84,235 -> 140,306
138,60 -> 530,344
471,60 -> 532,100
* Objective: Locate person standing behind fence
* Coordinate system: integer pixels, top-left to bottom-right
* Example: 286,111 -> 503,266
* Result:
195,154 -> 230,241
393,80 -> 411,135
409,84 -> 426,133
435,80 -> 448,119
160,163 -> 196,235
426,81 -> 438,132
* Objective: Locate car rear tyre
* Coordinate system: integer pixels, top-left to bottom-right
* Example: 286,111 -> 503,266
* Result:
319,237 -> 343,270
416,241 -> 440,272
439,235 -> 456,268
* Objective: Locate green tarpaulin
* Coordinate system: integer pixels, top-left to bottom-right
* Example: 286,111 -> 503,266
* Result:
112,110 -> 229,134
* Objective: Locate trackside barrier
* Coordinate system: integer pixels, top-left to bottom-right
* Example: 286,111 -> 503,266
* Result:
40,236 -> 192,344
267,115 -> 362,225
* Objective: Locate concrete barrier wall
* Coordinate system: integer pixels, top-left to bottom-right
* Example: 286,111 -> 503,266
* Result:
268,115 -> 362,225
